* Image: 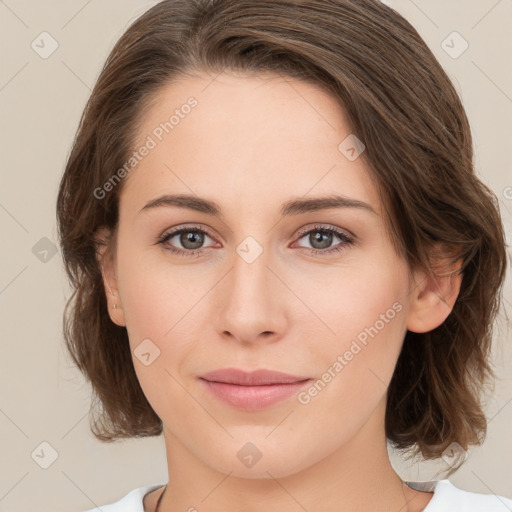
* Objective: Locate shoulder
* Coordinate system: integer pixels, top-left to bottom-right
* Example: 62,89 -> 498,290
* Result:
407,479 -> 512,512
81,483 -> 165,512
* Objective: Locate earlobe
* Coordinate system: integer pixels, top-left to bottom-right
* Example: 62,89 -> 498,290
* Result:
95,227 -> 126,327
406,257 -> 463,334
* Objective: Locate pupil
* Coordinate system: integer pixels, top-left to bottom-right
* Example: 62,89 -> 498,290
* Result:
182,231 -> 203,249
312,231 -> 331,249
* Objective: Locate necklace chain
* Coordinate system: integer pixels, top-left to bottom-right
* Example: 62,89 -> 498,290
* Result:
155,484 -> 167,512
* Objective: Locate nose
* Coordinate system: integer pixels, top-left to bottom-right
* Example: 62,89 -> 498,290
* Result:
215,246 -> 288,346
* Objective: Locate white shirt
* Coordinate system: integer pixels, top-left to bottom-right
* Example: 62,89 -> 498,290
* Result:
82,480 -> 512,511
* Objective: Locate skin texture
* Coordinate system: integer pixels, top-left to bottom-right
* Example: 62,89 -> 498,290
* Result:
98,71 -> 462,512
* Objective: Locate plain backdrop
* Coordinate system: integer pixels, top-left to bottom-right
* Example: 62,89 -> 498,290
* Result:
0,1 -> 511,511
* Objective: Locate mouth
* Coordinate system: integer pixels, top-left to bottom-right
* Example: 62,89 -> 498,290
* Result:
200,367 -> 311,385
199,368 -> 312,410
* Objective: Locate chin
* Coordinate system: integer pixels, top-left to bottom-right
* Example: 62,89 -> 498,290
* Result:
202,441 -> 316,480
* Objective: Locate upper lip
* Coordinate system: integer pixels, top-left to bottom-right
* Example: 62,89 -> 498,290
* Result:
200,368 -> 311,386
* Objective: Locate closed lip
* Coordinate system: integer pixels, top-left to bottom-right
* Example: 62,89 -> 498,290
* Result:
199,368 -> 311,386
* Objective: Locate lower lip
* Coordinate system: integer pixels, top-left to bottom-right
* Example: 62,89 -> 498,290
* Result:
200,378 -> 312,411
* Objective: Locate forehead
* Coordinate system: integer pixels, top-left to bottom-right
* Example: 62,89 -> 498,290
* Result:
122,70 -> 381,218
134,70 -> 350,144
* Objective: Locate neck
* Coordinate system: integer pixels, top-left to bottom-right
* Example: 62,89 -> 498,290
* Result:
157,398 -> 426,512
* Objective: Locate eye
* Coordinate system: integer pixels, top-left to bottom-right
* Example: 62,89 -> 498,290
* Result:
293,224 -> 355,255
156,223 -> 355,257
156,224 -> 217,257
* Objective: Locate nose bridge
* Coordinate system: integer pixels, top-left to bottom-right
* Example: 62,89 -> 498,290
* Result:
225,215 -> 273,293
216,235 -> 285,341
230,238 -> 273,305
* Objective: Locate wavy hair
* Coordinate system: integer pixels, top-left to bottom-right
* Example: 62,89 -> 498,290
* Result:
56,0 -> 508,474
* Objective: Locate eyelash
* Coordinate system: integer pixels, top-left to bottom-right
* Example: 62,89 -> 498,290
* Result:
156,223 -> 355,257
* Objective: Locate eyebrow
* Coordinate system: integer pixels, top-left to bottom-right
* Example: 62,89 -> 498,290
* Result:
139,193 -> 377,217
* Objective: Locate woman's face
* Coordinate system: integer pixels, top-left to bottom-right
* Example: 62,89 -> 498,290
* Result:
102,71 -> 432,478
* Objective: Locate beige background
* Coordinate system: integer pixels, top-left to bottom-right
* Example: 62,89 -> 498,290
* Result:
0,1 -> 511,511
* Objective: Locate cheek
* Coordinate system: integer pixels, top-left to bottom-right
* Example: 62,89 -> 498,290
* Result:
300,258 -> 408,341
115,248 -> 202,415
298,257 -> 409,393
116,243 -> 205,341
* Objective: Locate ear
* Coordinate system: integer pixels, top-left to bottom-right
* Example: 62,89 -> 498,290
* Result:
95,227 -> 126,327
406,246 -> 463,334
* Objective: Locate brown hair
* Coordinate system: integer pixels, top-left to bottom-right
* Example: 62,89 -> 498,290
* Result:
56,0 -> 508,473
